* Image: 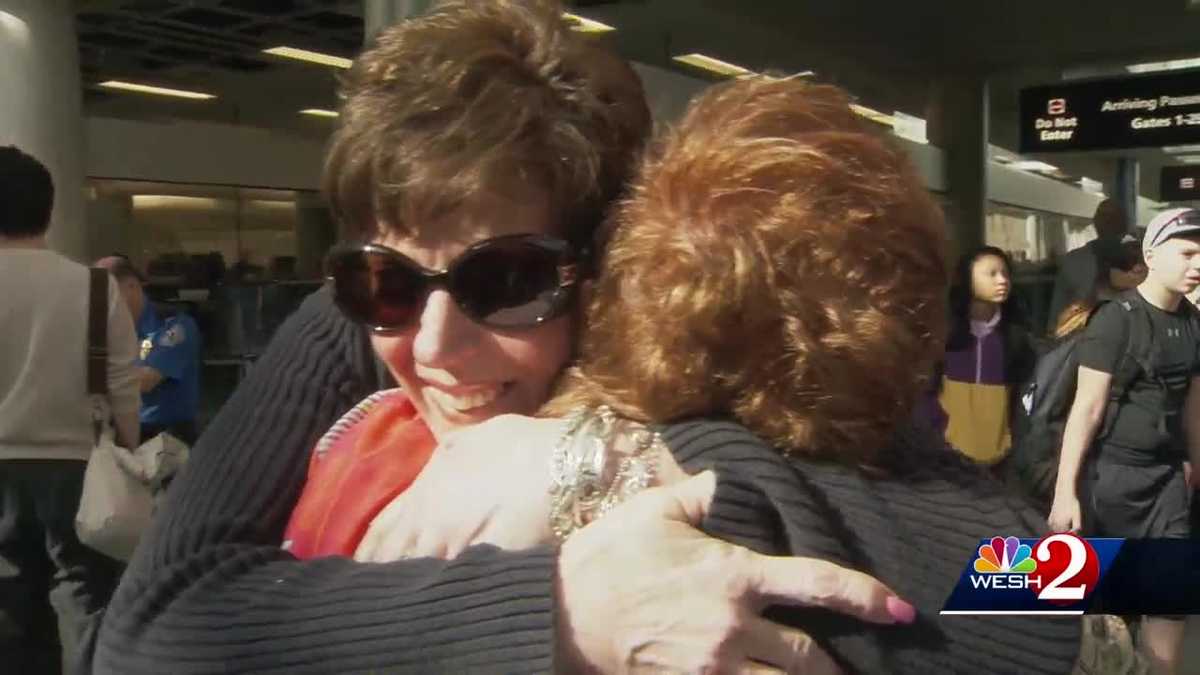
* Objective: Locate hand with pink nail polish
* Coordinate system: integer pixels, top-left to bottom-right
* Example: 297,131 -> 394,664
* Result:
557,472 -> 916,675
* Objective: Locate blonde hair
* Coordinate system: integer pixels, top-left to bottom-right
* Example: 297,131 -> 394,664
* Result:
544,77 -> 948,461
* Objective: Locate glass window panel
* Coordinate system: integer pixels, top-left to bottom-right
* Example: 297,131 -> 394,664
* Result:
85,178 -> 334,356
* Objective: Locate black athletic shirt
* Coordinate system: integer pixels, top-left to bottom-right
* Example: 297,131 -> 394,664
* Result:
1077,292 -> 1200,457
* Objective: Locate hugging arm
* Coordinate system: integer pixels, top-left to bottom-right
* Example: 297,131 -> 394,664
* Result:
87,288 -> 562,674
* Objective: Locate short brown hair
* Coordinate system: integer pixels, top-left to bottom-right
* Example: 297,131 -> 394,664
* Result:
546,77 -> 948,462
323,0 -> 650,248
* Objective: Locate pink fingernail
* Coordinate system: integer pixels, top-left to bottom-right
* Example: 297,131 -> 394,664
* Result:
886,596 -> 917,624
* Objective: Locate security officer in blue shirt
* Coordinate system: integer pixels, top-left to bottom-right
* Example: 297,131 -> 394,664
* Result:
96,256 -> 201,445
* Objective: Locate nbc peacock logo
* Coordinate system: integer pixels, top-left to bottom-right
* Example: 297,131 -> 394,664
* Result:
974,536 -> 1037,574
943,533 -> 1108,614
970,536 -> 1040,591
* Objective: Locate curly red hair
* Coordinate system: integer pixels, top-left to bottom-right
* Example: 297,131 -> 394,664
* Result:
544,76 -> 948,461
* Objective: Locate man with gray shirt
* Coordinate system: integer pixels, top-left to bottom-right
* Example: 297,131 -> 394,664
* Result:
0,147 -> 139,674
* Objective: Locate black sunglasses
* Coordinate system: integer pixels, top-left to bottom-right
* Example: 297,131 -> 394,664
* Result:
326,234 -> 582,332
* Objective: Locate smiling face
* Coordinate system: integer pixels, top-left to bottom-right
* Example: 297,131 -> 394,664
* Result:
367,186 -> 574,439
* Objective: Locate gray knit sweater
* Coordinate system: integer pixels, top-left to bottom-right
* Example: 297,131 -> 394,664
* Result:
86,286 -> 1079,674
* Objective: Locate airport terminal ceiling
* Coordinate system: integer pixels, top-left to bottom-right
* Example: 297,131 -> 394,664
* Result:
72,0 -> 1200,199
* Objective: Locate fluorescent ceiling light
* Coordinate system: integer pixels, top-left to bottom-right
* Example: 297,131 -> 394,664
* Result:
1176,155 -> 1200,164
563,12 -> 615,33
1009,160 -> 1060,173
670,54 -> 813,81
891,111 -> 927,144
1164,144 -> 1200,154
98,80 -> 215,100
0,11 -> 30,44
132,195 -> 220,209
263,46 -> 352,69
759,71 -> 816,81
1126,57 -> 1200,74
247,199 -> 296,209
849,103 -> 896,126
673,53 -> 754,78
300,108 -> 339,118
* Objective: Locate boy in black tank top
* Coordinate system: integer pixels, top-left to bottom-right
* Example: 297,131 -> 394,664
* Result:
1051,207 -> 1200,673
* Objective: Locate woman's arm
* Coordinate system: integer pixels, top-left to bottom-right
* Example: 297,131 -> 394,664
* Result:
104,277 -> 140,448
93,289 -> 882,674
663,418 -> 1081,675
89,287 -> 561,673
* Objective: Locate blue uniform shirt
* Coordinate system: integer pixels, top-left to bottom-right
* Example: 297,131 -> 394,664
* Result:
136,304 -> 201,426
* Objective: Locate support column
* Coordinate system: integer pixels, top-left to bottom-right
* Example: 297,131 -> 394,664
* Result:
1114,157 -> 1139,232
0,0 -> 86,260
364,0 -> 435,45
927,74 -> 990,262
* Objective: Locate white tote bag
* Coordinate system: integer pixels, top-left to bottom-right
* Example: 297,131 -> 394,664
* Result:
75,399 -> 157,560
74,268 -> 189,560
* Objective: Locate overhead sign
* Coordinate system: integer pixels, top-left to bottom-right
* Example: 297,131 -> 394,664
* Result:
1020,70 -> 1200,153
1161,165 -> 1200,201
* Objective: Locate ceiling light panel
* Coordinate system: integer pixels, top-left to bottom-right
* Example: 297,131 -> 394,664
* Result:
98,80 -> 215,100
563,12 -> 615,33
672,53 -> 754,78
1126,57 -> 1200,74
849,103 -> 896,126
1009,160 -> 1060,173
263,46 -> 353,69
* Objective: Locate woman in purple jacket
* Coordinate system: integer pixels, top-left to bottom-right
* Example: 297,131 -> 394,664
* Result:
939,246 -> 1037,468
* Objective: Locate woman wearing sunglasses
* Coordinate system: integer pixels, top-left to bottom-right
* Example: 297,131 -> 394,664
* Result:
87,2 -> 906,674
299,75 -> 1085,673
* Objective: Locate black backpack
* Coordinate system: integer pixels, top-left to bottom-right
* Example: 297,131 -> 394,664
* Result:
1010,290 -> 1191,505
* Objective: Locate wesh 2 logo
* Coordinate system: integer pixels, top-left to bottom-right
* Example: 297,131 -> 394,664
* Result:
970,534 -> 1099,601
943,533 -> 1103,614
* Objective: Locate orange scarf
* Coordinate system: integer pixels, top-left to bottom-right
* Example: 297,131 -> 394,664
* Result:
284,391 -> 436,558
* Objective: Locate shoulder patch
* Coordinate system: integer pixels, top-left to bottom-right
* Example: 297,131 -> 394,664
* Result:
159,323 -> 185,347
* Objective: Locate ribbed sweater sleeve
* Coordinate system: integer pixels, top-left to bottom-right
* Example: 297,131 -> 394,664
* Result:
87,287 -> 558,674
662,420 -> 1081,675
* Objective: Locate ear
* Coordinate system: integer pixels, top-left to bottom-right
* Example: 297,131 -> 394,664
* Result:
1143,248 -> 1155,267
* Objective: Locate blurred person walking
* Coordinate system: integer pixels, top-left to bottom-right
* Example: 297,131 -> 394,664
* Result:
1048,198 -> 1130,333
0,147 -> 139,674
1050,208 -> 1200,674
939,246 -> 1037,470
